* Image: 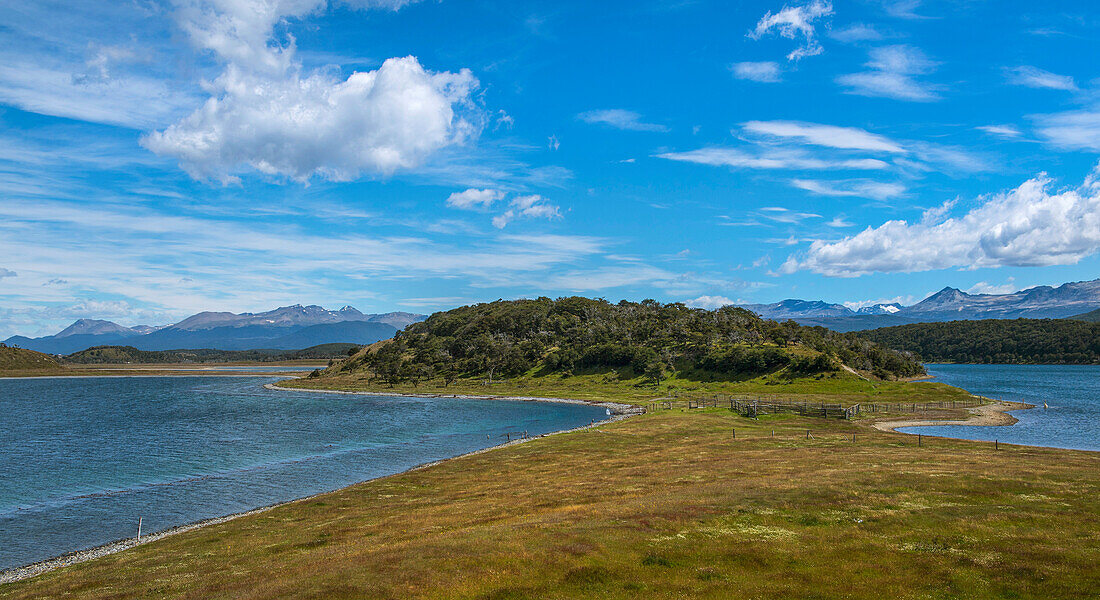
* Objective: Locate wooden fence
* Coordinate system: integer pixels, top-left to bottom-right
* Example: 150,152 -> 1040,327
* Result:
645,395 -> 989,420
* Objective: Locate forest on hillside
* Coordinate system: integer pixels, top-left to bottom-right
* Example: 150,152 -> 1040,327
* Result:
327,297 -> 924,384
64,343 -> 361,364
859,319 -> 1100,364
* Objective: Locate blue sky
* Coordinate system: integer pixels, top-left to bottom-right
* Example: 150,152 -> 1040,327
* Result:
2,0 -> 1100,337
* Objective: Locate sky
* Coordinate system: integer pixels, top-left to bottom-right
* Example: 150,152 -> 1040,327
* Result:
2,0 -> 1100,337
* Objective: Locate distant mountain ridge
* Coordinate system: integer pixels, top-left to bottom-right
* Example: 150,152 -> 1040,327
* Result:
4,305 -> 426,354
739,279 -> 1100,332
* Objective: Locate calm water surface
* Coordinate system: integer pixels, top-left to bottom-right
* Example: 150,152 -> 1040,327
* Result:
902,364 -> 1100,451
0,376 -> 607,571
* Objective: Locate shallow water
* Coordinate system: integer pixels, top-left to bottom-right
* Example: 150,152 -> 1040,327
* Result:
902,364 -> 1100,452
0,376 -> 607,570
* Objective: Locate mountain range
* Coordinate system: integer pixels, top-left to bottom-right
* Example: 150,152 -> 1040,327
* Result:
740,279 -> 1100,332
4,305 -> 425,355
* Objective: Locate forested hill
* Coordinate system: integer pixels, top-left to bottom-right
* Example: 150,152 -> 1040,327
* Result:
327,297 -> 924,383
858,319 -> 1100,364
64,343 -> 361,364
1074,308 -> 1100,323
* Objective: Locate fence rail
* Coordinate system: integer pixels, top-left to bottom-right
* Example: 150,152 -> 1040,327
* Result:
645,395 -> 989,420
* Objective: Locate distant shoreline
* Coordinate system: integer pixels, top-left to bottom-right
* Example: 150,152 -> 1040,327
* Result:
0,384 -> 634,585
263,383 -> 644,415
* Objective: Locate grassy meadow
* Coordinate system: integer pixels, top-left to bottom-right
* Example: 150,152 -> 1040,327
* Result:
279,368 -> 972,406
4,401 -> 1099,599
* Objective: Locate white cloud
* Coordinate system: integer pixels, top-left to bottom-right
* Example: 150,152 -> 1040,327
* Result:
749,0 -> 834,61
1034,108 -> 1100,151
577,109 -> 667,132
446,188 -> 504,209
831,24 -> 882,42
836,45 -> 939,102
686,295 -> 736,310
791,179 -> 906,200
759,206 -> 821,223
1006,66 -> 1077,91
977,124 -> 1022,139
882,0 -> 926,19
656,147 -> 888,171
825,215 -> 854,228
731,61 -> 782,83
967,279 -> 1017,295
743,120 -> 906,153
782,164 -> 1100,276
144,0 -> 478,183
491,195 -> 561,229
0,268 -> 16,279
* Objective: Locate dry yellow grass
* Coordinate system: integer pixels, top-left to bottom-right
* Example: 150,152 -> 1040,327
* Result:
4,408 -> 1099,599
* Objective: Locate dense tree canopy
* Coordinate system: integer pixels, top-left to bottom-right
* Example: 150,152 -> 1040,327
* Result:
63,343 -> 361,364
859,319 -> 1100,364
331,297 -> 924,384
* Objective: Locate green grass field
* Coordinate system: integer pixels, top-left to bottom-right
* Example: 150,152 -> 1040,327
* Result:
4,401 -> 1098,599
280,369 -> 973,406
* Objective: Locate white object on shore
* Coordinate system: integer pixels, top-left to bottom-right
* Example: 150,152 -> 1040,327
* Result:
137,516 -> 142,541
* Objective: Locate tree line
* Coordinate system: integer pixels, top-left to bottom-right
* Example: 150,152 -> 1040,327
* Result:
858,318 -> 1100,364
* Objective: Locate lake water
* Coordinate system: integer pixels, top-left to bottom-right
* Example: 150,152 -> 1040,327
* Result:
902,364 -> 1100,452
0,376 -> 607,571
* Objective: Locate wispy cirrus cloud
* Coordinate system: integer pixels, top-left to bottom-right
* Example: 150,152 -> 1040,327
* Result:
1006,66 -> 1078,91
977,124 -> 1023,139
836,45 -> 940,102
657,147 -> 888,171
1034,108 -> 1100,151
791,178 -> 906,200
577,109 -> 668,132
731,61 -> 782,83
742,120 -> 906,153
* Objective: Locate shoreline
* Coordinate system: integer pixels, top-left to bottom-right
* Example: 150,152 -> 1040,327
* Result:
0,387 -> 640,585
263,383 -> 644,415
871,400 -> 1033,433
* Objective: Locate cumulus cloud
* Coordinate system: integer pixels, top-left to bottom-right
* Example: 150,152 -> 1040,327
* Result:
491,195 -> 561,229
749,0 -> 834,61
791,179 -> 906,200
656,147 -> 888,171
577,109 -> 667,132
782,164 -> 1100,276
686,295 -> 736,310
731,61 -> 782,83
1006,66 -> 1077,91
446,188 -> 504,209
743,120 -> 906,153
144,0 -> 479,182
836,45 -> 939,102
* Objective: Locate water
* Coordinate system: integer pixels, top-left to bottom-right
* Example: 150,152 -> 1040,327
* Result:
0,376 -> 607,571
902,364 -> 1100,452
